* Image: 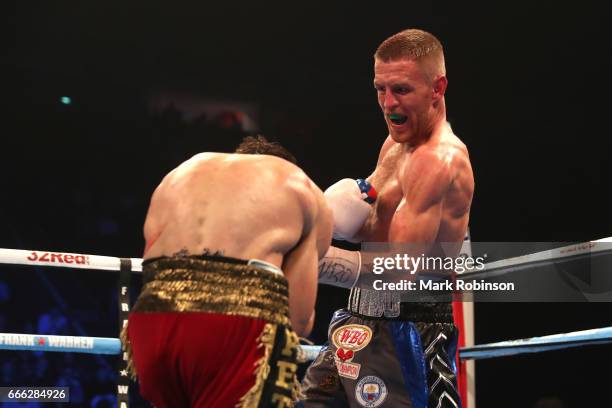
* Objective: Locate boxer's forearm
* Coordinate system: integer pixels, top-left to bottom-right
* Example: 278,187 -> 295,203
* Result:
317,246 -> 361,288
318,246 -> 431,289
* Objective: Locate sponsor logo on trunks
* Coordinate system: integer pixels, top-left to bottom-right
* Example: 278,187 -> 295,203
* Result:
335,360 -> 361,380
355,376 -> 387,407
336,348 -> 354,361
318,374 -> 339,392
332,324 -> 372,362
27,251 -> 89,265
332,324 -> 372,352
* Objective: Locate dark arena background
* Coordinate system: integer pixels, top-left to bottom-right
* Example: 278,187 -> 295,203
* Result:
4,1 -> 611,407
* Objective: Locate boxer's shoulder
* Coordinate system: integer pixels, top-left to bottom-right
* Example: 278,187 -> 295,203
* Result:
413,135 -> 469,172
377,135 -> 397,164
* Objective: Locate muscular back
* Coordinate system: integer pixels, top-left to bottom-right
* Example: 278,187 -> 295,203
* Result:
144,153 -> 323,267
360,126 -> 474,251
143,152 -> 332,335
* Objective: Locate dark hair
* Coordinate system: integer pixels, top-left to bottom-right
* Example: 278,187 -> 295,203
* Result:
235,135 -> 297,164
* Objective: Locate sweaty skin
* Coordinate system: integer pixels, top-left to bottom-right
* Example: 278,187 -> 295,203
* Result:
143,153 -> 333,335
318,58 -> 474,287
360,57 -> 473,256
359,129 -> 473,255
304,34 -> 473,408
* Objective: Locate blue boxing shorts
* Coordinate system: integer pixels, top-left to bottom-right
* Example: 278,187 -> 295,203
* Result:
301,301 -> 460,408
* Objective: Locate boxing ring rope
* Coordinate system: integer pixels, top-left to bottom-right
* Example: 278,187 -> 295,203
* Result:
2,236 -> 609,274
459,326 -> 612,360
0,333 -> 121,355
0,333 -> 320,361
0,248 -> 143,272
2,327 -> 612,361
463,237 -> 612,279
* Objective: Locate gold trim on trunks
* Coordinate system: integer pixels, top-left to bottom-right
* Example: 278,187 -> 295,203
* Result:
132,256 -> 291,327
122,256 -> 292,381
237,323 -> 276,408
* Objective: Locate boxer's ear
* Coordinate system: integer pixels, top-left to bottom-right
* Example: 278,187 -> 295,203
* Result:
432,75 -> 448,101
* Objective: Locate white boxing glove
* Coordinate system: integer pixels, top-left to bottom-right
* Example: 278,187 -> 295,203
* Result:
324,178 -> 377,241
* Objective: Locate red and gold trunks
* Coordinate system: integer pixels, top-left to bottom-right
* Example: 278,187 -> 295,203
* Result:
123,255 -> 302,408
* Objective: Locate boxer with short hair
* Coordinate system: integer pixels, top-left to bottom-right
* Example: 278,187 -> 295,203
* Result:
302,29 -> 474,408
123,135 -> 333,408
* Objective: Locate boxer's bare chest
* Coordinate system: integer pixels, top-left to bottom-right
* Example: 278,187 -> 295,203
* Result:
363,144 -> 410,240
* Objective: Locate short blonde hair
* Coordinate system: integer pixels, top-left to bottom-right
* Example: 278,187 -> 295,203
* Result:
375,29 -> 446,82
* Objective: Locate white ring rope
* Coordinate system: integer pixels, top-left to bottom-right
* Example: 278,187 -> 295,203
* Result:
0,248 -> 142,272
475,237 -> 612,277
1,236 -> 610,275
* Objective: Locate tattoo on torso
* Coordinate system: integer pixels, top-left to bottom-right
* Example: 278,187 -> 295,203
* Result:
172,248 -> 225,257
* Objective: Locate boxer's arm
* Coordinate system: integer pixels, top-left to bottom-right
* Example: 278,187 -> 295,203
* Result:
282,182 -> 333,336
314,185 -> 334,259
282,231 -> 319,336
314,181 -> 370,286
142,185 -> 165,256
348,136 -> 394,243
324,178 -> 376,242
318,246 -> 403,288
389,151 -> 452,246
317,246 -> 362,288
315,138 -> 398,287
